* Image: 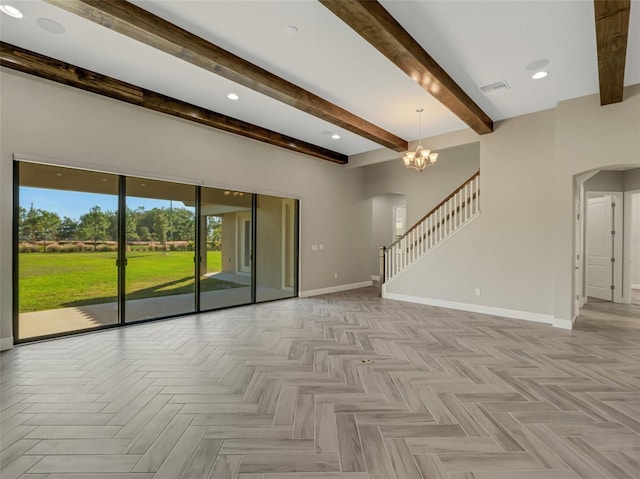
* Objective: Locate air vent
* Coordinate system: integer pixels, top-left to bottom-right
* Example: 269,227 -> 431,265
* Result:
479,80 -> 511,94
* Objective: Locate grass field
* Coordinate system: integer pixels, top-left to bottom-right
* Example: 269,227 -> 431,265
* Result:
19,251 -> 243,313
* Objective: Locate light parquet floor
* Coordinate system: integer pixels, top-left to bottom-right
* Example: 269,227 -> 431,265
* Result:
1,286 -> 640,479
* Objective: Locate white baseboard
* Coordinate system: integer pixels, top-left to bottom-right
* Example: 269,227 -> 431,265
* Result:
299,281 -> 373,298
0,337 -> 14,351
371,275 -> 380,281
632,284 -> 640,290
553,317 -> 575,330
383,291 -> 571,329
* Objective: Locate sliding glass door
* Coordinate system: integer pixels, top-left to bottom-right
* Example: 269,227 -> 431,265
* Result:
199,188 -> 252,310
16,163 -> 119,339
124,178 -> 196,322
15,161 -> 299,342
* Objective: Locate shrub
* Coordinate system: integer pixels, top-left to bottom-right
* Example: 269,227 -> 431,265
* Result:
18,243 -> 40,253
45,243 -> 63,253
168,241 -> 188,252
60,242 -> 89,252
96,244 -> 118,252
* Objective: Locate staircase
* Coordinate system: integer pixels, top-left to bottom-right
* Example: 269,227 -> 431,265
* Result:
382,171 -> 480,282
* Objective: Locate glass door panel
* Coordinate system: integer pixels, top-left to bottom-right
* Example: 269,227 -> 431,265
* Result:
125,178 -> 196,322
255,195 -> 298,302
199,187 -> 252,310
17,162 -> 119,339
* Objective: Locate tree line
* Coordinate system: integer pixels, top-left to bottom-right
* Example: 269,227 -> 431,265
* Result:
19,205 -> 221,252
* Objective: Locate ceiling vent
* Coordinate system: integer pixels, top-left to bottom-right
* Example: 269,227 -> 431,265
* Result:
479,79 -> 510,95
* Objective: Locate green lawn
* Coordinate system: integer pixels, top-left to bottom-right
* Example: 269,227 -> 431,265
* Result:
19,251 -> 243,312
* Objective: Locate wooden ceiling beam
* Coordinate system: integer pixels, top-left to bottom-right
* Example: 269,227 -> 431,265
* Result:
320,0 -> 493,135
594,0 -> 631,105
0,42 -> 348,164
43,0 -> 407,152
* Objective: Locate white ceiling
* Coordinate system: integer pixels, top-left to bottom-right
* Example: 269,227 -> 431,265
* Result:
1,0 -> 639,159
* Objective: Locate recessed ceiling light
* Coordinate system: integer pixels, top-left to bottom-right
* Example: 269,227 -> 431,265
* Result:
37,18 -> 66,34
532,71 -> 548,80
332,134 -> 340,139
55,173 -> 62,177
285,25 -> 299,35
227,93 -> 239,100
102,178 -> 108,182
0,4 -> 23,18
140,183 -> 146,187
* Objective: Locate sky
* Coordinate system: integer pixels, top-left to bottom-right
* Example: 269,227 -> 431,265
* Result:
19,187 -> 172,221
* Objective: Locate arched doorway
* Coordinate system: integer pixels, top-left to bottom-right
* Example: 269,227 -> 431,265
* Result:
573,165 -> 640,325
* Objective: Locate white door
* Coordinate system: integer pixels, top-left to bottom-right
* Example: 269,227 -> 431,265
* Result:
236,212 -> 251,274
586,196 -> 613,301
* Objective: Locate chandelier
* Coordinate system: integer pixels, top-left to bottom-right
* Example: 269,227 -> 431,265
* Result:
402,108 -> 438,171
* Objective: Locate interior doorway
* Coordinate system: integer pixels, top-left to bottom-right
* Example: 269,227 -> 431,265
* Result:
626,190 -> 640,306
574,167 -> 640,324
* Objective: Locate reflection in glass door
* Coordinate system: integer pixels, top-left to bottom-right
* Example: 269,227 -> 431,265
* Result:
256,194 -> 298,302
199,188 -> 252,310
17,162 -> 119,340
237,211 -> 252,274
125,178 -> 196,322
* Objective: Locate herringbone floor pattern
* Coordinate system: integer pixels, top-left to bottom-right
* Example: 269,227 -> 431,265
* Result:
1,287 -> 640,478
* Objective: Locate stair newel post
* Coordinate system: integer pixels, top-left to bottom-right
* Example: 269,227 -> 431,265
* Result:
380,246 -> 386,284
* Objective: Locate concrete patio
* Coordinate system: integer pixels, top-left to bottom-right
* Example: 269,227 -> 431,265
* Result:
18,272 -> 293,339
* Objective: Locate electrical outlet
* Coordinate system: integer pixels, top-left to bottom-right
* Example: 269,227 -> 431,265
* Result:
319,244 -> 324,250
334,272 -> 338,279
475,288 -> 481,296
312,244 -> 318,251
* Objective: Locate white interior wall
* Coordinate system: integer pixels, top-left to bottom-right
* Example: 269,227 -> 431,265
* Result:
0,70 -> 372,348
365,142 -> 480,225
379,85 -> 639,327
385,109 -> 557,322
554,86 -> 640,323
